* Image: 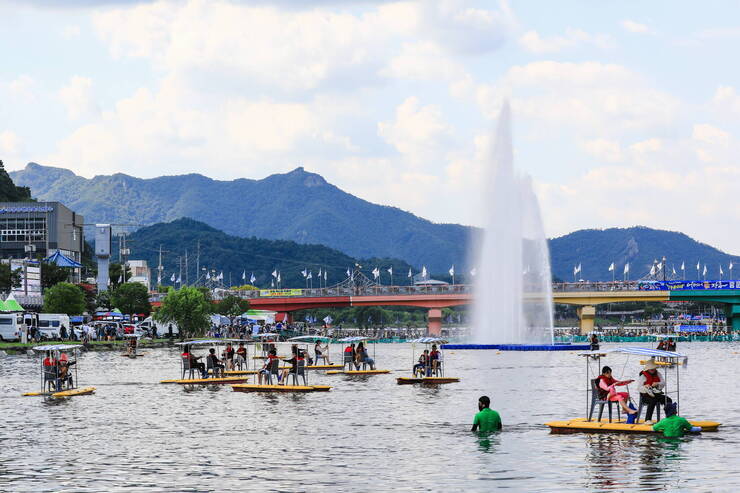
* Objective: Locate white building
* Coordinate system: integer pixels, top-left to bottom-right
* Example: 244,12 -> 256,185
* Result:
126,260 -> 151,290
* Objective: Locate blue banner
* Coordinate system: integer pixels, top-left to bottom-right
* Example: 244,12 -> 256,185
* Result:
638,280 -> 740,291
676,325 -> 709,332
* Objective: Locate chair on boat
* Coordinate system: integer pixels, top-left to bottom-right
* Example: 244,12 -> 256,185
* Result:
588,378 -> 619,422
430,359 -> 443,377
206,357 -> 224,378
315,353 -> 328,365
264,358 -> 280,385
43,368 -> 59,392
291,360 -> 307,386
343,352 -> 354,371
234,355 -> 246,370
636,393 -> 662,423
181,356 -> 197,380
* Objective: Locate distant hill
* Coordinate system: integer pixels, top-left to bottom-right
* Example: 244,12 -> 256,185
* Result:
125,217 -> 415,288
0,160 -> 32,202
11,163 -> 470,272
549,226 -> 740,282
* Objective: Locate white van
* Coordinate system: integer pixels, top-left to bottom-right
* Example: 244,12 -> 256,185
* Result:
138,316 -> 179,337
36,314 -> 72,339
0,313 -> 22,341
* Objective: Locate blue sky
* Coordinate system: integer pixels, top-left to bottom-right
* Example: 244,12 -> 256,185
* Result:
1,1 -> 739,253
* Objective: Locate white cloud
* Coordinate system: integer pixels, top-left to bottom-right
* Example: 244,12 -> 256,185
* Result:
712,85 -> 740,115
58,76 -> 98,120
518,28 -> 611,54
381,41 -> 465,81
378,97 -> 451,164
61,24 -> 81,39
0,131 -> 21,154
8,75 -> 36,102
580,138 -> 622,162
621,19 -> 651,34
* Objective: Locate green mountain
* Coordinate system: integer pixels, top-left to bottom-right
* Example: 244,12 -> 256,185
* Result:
0,160 -> 32,202
10,163 -> 469,272
126,217 -> 414,288
550,226 -> 740,282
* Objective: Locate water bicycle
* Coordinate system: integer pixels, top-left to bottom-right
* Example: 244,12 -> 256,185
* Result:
22,344 -> 96,398
120,334 -> 144,358
287,335 -> 343,370
232,340 -> 331,393
159,340 -> 250,385
545,347 -> 721,434
397,338 -> 460,385
325,336 -> 391,376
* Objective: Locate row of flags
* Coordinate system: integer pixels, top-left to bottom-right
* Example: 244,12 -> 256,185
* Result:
574,260 -> 737,279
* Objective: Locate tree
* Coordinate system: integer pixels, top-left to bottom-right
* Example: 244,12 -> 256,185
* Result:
41,263 -> 70,289
111,282 -> 151,318
217,294 -> 250,323
95,290 -> 113,311
108,263 -> 131,290
154,286 -> 212,338
42,282 -> 86,315
0,263 -> 22,292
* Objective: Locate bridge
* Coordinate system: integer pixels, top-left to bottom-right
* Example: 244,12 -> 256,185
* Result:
204,280 -> 740,335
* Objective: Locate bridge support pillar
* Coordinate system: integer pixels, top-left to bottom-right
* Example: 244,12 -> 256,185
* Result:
727,304 -> 740,331
577,305 -> 596,335
427,308 -> 442,336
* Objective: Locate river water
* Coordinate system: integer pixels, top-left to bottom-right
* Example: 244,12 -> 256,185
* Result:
1,342 -> 738,492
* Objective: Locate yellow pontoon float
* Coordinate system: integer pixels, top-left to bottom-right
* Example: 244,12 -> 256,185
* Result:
397,338 -> 459,385
545,347 -> 720,434
159,340 -> 250,385
325,336 -> 391,376
22,344 -> 96,398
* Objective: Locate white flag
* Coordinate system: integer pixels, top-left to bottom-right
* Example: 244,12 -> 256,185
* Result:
470,268 -> 477,277
271,279 -> 275,288
250,273 -> 256,284
118,275 -> 123,284
277,272 -> 281,283
703,265 -> 707,276
206,271 -> 211,280
324,270 -> 327,281
372,267 -> 380,279
323,315 -> 333,324
176,276 -> 181,284
720,265 -> 724,275
407,268 -> 412,278
272,269 -> 278,278
170,273 -> 176,282
318,268 -> 322,277
307,271 -> 312,280
387,266 -> 393,276
218,272 -> 223,280
347,267 -> 351,278
681,262 -> 685,271
649,265 -> 656,276
242,270 -> 246,280
421,266 -> 427,278
301,269 -> 308,278
696,261 -> 700,271
608,262 -> 614,272
730,262 -> 734,271
449,265 -> 455,277
672,266 -> 677,275
656,262 -> 663,271
573,263 -> 581,275
623,263 -> 629,274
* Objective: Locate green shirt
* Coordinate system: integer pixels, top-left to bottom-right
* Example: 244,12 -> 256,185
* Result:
652,414 -> 693,438
473,408 -> 502,433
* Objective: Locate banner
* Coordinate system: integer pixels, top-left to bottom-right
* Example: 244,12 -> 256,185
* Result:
639,280 -> 740,291
258,289 -> 303,297
675,325 -> 709,332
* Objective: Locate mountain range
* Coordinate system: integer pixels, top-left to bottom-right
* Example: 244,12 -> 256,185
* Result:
10,163 -> 469,272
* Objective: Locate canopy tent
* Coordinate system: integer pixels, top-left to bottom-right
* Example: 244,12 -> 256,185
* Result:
43,251 -> 83,268
4,293 -> 23,312
0,299 -> 9,312
240,310 -> 276,323
210,314 -> 230,326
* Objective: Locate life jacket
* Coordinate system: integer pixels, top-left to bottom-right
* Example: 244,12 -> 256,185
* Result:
640,370 -> 661,387
43,357 -> 56,367
595,375 -> 614,399
344,346 -> 352,353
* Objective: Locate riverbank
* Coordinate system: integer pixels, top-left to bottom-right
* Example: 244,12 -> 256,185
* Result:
0,339 -> 176,354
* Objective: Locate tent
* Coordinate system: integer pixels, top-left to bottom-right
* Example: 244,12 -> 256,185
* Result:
239,310 -> 276,324
43,250 -> 83,268
4,293 -> 23,312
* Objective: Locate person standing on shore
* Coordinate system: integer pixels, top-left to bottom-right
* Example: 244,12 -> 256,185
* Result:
471,395 -> 502,433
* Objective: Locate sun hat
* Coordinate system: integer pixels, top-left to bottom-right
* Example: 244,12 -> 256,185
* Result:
644,361 -> 658,370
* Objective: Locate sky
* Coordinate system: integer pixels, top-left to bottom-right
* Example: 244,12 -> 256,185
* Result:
1,0 -> 739,253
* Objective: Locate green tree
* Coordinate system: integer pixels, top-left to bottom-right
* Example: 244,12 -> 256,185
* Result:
108,263 -> 131,290
111,282 -> 151,318
217,294 -> 250,323
42,282 -> 86,315
95,290 -> 113,311
154,286 -> 212,338
41,263 -> 70,289
0,263 -> 22,292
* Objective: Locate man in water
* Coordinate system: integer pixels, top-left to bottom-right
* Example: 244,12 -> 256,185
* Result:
652,402 -> 698,438
471,395 -> 502,433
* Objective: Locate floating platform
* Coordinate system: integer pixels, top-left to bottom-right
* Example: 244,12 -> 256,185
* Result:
442,343 -> 591,351
222,370 -> 259,375
23,386 -> 96,398
545,417 -> 721,434
325,369 -> 391,375
280,364 -> 343,370
396,377 -> 460,385
231,384 -> 332,393
159,377 -> 250,385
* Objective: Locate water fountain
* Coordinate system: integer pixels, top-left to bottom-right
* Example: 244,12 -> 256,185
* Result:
446,103 -> 588,351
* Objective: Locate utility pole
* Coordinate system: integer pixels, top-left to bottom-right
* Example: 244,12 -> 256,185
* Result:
185,250 -> 189,286
120,233 -> 130,283
196,240 -> 200,286
178,256 -> 183,289
157,244 -> 164,288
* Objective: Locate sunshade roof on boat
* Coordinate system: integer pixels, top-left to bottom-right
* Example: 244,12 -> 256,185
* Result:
579,347 -> 685,358
33,344 -> 83,351
288,335 -> 331,342
336,336 -> 370,342
174,339 -> 227,346
409,337 -> 449,344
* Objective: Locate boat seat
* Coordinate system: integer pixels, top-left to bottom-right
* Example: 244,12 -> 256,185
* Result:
315,353 -> 328,365
343,353 -> 354,371
636,393 -> 663,423
588,378 -> 619,423
206,357 -> 224,378
181,356 -> 197,380
291,360 -> 307,386
43,368 -> 59,392
264,358 -> 280,385
234,355 -> 246,370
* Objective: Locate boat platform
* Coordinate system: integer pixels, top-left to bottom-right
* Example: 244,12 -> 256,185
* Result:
396,377 -> 460,385
280,364 -> 343,370
159,377 -> 250,385
231,384 -> 332,393
222,370 -> 259,375
23,387 -> 97,398
545,417 -> 721,434
326,369 -> 391,375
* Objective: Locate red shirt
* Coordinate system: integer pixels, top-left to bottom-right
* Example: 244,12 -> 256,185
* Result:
43,357 -> 56,367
